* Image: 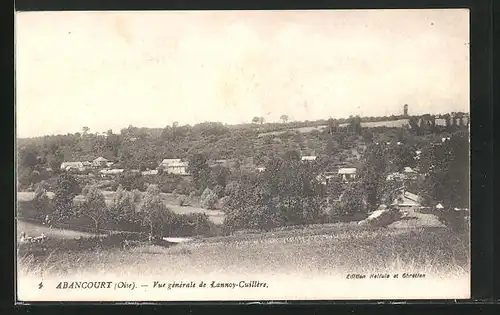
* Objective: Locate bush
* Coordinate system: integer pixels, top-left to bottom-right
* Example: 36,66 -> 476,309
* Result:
224,180 -> 240,196
132,189 -> 142,202
213,185 -> 224,198
217,196 -> 231,211
158,174 -> 183,194
169,213 -> 214,237
117,172 -> 145,192
437,207 -> 469,233
200,188 -> 218,210
175,180 -> 192,195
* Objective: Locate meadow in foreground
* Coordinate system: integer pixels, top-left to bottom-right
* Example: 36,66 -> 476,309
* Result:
18,222 -> 469,279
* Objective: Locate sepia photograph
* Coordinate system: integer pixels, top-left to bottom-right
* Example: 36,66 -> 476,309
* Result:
15,9 -> 470,301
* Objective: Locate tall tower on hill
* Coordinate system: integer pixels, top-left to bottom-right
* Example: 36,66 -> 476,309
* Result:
403,104 -> 409,117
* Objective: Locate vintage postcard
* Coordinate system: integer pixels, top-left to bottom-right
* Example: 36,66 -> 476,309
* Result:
15,9 -> 470,302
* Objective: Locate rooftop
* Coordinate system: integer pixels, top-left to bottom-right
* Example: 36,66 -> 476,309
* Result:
167,161 -> 188,167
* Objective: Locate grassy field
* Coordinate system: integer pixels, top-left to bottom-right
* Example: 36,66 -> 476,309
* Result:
18,220 -> 469,279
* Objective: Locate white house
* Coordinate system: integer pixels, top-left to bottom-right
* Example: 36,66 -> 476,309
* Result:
60,162 -> 84,171
165,161 -> 189,175
256,167 -> 266,172
338,168 -> 356,181
160,158 -> 182,169
301,155 -> 317,162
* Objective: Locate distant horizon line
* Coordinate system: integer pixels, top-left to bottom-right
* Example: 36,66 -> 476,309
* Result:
16,109 -> 469,140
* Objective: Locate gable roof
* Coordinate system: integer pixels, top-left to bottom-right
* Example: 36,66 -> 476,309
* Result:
403,167 -> 417,173
161,158 -> 182,165
93,157 -> 108,162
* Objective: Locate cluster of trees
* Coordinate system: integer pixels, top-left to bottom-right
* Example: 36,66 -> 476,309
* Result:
220,126 -> 469,233
417,130 -> 469,209
221,152 -> 326,232
27,177 -> 214,238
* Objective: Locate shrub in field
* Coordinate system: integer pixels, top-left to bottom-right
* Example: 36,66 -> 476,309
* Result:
109,185 -> 137,225
200,188 -> 218,210
141,184 -> 177,239
335,183 -> 366,216
175,180 -> 192,195
188,213 -> 214,235
132,189 -> 142,202
117,172 -> 145,192
158,173 -> 183,193
217,196 -> 231,211
224,180 -> 240,196
436,207 -> 469,233
52,173 -> 81,223
170,213 -> 214,237
177,195 -> 189,207
76,185 -> 109,234
213,185 -> 224,198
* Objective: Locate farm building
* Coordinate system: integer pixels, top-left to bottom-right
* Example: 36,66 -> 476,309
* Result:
99,169 -> 124,177
403,167 -> 419,179
60,162 -> 84,171
160,159 -> 181,169
386,172 -> 408,181
338,168 -> 357,181
92,157 -> 109,168
159,158 -> 189,175
301,155 -> 317,162
256,167 -> 266,172
317,172 -> 338,185
392,190 -> 422,207
165,161 -> 189,176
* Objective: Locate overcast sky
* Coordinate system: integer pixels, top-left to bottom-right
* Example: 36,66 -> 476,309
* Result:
15,9 -> 469,138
